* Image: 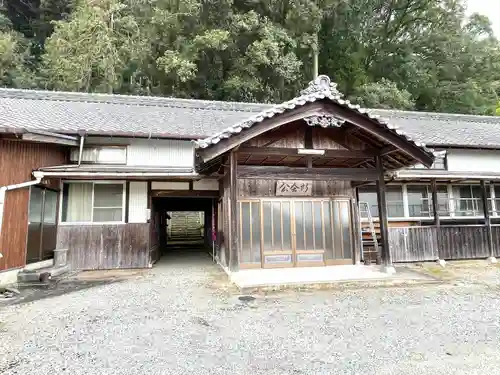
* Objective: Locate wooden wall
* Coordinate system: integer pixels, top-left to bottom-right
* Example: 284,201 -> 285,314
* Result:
389,226 -> 439,262
238,179 -> 353,198
389,225 -> 500,262
0,140 -> 67,271
243,123 -> 365,150
238,123 -> 357,199
57,223 -> 150,270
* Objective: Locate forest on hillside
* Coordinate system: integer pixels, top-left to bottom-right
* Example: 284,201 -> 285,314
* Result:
1,0 -> 500,114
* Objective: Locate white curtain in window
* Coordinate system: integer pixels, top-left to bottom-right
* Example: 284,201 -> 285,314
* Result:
66,183 -> 93,222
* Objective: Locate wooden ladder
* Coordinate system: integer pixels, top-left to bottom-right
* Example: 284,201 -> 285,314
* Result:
358,201 -> 380,264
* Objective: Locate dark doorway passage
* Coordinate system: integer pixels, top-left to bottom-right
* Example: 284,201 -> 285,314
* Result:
150,197 -> 217,263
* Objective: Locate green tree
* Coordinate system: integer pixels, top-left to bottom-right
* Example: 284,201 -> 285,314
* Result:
42,0 -> 142,92
349,78 -> 415,110
1,0 -> 500,115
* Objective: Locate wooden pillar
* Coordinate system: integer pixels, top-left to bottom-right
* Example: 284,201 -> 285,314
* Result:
481,180 -> 494,258
430,179 -> 441,258
375,156 -> 393,270
229,150 -> 239,271
351,200 -> 362,265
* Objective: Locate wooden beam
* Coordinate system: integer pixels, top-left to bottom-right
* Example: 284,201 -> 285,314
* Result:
323,103 -> 433,167
237,147 -> 377,159
151,190 -> 220,198
351,200 -> 362,265
237,166 -> 379,181
430,179 -> 442,259
375,156 -> 392,268
306,155 -> 313,168
430,179 -> 440,228
229,150 -> 239,271
198,103 -> 325,161
380,145 -> 397,156
304,127 -> 313,149
481,180 -> 494,259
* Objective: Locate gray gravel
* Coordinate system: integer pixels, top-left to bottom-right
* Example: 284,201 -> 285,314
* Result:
2,253 -> 500,375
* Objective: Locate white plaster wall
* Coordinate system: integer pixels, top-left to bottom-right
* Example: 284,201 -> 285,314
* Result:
151,181 -> 190,190
84,137 -> 195,168
128,181 -> 148,223
193,179 -> 219,191
447,149 -> 500,173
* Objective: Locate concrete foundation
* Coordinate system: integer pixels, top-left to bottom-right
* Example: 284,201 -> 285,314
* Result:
0,259 -> 54,287
230,265 -> 431,289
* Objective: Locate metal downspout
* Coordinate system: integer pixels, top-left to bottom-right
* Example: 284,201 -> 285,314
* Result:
78,135 -> 85,166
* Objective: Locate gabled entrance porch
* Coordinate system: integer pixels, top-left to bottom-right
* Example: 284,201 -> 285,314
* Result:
195,75 -> 434,275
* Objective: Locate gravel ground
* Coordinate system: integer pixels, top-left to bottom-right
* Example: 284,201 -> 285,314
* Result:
2,253 -> 500,375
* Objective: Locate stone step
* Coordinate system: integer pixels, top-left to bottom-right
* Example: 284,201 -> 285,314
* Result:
17,264 -> 70,283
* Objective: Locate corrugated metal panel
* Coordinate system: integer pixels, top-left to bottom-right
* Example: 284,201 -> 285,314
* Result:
70,137 -> 194,167
0,139 -> 67,271
127,139 -> 194,167
128,182 -> 148,223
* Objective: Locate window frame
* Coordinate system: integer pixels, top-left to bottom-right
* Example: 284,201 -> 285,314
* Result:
358,184 -> 405,219
59,180 -> 127,225
69,146 -> 128,165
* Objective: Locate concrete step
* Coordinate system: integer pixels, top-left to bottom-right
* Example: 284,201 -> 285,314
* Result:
17,265 -> 70,283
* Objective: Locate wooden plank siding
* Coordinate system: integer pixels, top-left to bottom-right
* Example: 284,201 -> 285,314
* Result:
439,226 -> 490,260
389,226 -> 439,262
389,225 -> 500,262
238,179 -> 354,198
57,224 -> 150,270
0,139 -> 67,271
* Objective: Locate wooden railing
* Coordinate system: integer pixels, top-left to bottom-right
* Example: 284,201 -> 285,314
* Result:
389,225 -> 500,263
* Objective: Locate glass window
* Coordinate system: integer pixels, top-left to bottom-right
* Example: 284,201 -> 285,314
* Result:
43,190 -> 58,224
407,184 -> 449,217
93,184 -> 124,222
436,185 -> 450,216
493,185 -> 500,215
407,185 -> 430,217
451,185 -> 485,216
358,185 -> 403,218
28,187 -> 44,223
358,186 -> 378,218
386,186 -> 404,217
62,182 -> 124,223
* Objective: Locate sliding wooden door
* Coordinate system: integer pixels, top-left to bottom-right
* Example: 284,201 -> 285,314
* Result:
293,200 -> 332,267
239,198 -> 354,269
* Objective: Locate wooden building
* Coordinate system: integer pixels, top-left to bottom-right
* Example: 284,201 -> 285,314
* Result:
0,136 -> 70,284
1,77 -> 500,283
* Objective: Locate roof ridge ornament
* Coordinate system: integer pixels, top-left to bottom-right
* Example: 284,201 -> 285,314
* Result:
304,114 -> 344,128
300,75 -> 342,97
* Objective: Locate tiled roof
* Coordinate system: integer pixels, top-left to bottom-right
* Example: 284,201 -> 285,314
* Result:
193,75 -> 428,155
1,85 -> 500,147
0,88 -> 269,139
